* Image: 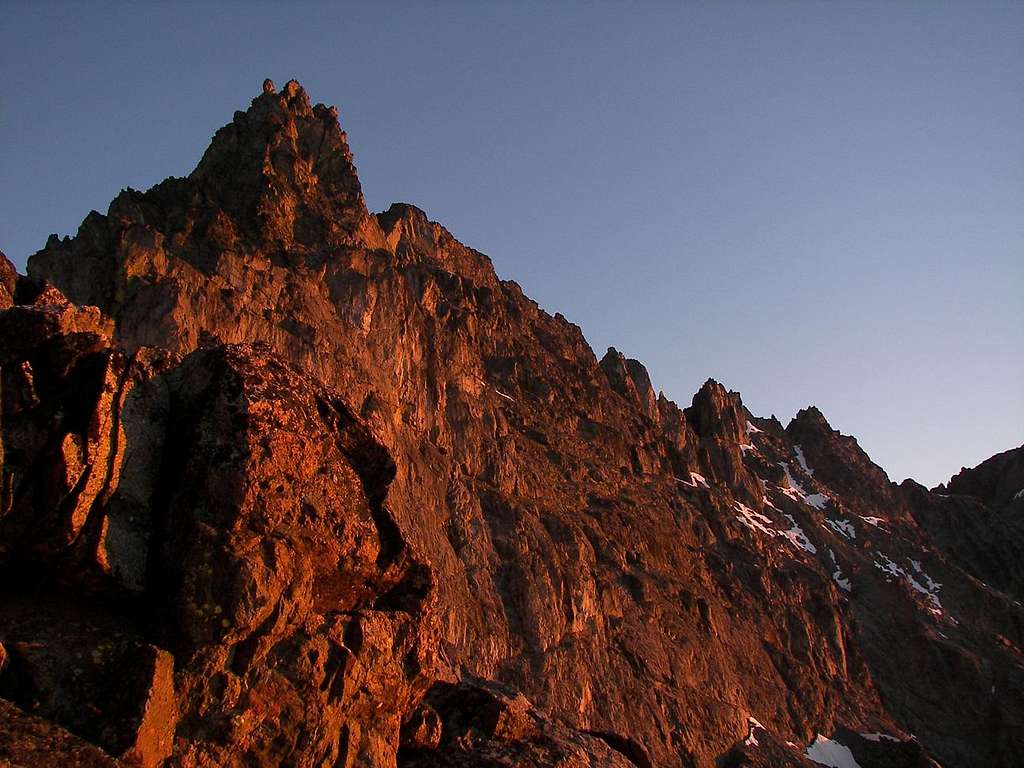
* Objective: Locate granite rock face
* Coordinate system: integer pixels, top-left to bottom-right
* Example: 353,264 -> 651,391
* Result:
2,80 -> 1022,767
0,283 -> 441,766
0,252 -> 16,309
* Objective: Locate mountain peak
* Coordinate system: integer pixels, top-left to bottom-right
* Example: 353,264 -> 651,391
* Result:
8,78 -> 1024,768
685,377 -> 746,443
187,78 -> 383,250
599,347 -> 659,422
790,405 -> 832,432
27,81 -> 387,310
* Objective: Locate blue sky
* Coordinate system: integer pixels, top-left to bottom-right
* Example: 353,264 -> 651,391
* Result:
2,1 -> 1021,486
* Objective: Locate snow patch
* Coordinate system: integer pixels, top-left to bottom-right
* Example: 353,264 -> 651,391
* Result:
734,502 -> 777,537
745,717 -> 765,747
1014,488 -> 1024,501
746,420 -> 764,435
781,513 -> 817,554
828,549 -> 852,592
825,518 -> 856,539
494,388 -> 515,402
794,444 -> 814,476
874,553 -> 901,582
733,499 -> 819,558
677,472 -> 710,489
805,735 -> 861,768
779,461 -> 804,493
779,485 -> 804,504
859,732 -> 900,743
873,553 -> 943,615
777,462 -> 830,509
804,492 -> 829,510
859,515 -> 886,528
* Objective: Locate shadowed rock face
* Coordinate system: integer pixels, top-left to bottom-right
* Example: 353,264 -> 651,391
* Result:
2,81 -> 1022,767
0,283 -> 437,766
944,445 -> 1024,510
0,698 -> 119,768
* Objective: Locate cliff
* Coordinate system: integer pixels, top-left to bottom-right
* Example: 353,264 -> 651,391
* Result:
2,80 -> 1021,768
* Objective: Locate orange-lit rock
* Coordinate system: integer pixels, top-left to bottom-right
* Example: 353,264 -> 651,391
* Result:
1,79 -> 1020,767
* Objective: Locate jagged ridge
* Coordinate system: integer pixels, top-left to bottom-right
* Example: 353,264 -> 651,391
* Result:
1,80 -> 1022,768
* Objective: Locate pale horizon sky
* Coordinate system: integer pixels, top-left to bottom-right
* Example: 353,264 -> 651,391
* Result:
2,2 -> 1021,486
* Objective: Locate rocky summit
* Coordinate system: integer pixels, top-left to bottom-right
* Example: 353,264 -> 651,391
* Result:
1,79 -> 1022,768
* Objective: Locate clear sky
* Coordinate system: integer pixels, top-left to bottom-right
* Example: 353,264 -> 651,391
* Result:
2,2 -> 1021,486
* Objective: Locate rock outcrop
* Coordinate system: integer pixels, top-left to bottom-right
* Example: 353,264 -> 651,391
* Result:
2,80 -> 1021,767
0,252 -> 16,309
944,444 -> 1024,509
